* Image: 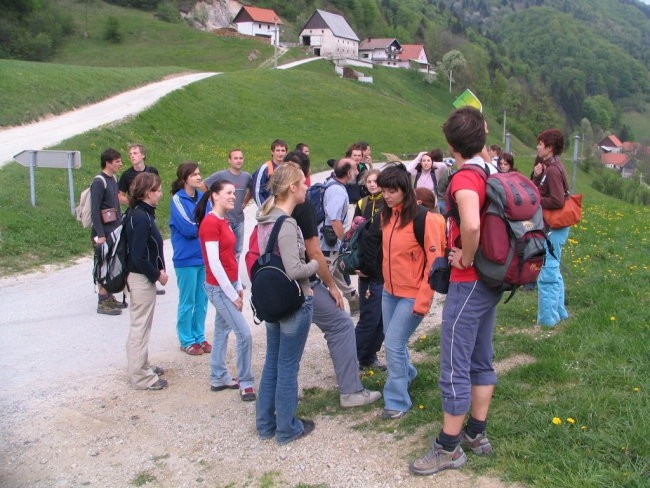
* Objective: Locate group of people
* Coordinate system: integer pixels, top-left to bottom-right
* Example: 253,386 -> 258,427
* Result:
89,108 -> 573,471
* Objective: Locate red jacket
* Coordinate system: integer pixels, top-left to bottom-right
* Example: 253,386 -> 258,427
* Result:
381,205 -> 446,315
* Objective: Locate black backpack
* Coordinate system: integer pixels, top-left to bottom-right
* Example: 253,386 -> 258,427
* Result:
250,216 -> 305,323
93,209 -> 130,294
334,205 -> 428,276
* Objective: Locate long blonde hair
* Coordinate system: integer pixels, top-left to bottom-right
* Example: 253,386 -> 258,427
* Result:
259,163 -> 303,216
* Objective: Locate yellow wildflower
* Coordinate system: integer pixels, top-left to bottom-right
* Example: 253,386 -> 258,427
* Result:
566,418 -> 576,424
552,417 -> 562,425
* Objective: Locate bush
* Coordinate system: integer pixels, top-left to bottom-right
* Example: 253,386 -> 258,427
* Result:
591,170 -> 650,206
155,1 -> 180,23
103,17 -> 122,44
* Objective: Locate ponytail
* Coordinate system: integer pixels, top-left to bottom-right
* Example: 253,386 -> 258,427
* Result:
171,161 -> 199,195
195,190 -> 211,227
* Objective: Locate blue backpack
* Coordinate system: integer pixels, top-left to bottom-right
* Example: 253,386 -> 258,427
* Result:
306,178 -> 344,225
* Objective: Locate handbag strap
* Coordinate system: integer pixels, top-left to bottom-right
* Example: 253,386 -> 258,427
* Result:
264,215 -> 289,255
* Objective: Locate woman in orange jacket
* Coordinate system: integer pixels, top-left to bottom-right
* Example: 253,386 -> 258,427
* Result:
376,164 -> 446,419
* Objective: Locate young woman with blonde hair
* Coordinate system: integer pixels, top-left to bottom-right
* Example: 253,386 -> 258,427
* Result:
254,163 -> 320,444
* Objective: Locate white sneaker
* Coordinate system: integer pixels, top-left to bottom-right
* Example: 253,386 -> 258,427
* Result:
340,388 -> 381,408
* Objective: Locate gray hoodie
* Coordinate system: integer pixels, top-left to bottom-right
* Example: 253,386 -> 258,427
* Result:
256,207 -> 319,297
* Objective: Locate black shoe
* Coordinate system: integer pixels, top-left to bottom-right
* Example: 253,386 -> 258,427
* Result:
152,366 -> 165,376
156,288 -> 166,295
146,378 -> 168,390
296,419 -> 315,440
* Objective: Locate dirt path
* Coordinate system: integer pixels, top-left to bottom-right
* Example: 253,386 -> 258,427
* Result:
0,72 -> 218,167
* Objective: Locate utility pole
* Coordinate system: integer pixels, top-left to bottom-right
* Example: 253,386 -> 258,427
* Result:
572,135 -> 580,193
273,20 -> 278,69
502,109 -> 506,144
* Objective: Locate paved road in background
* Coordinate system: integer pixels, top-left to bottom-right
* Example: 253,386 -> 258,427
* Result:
0,72 -> 218,167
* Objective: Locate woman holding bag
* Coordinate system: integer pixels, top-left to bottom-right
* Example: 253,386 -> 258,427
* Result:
532,129 -> 571,327
254,163 -> 319,444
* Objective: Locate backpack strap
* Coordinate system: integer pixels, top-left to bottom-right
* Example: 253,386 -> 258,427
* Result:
264,215 -> 289,255
412,205 -> 428,250
413,171 -> 421,188
266,161 -> 275,176
445,163 -> 489,225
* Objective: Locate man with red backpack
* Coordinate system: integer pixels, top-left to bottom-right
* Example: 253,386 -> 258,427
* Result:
411,107 -> 503,476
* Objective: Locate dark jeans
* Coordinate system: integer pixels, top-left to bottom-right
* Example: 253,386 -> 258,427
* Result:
355,279 -> 384,366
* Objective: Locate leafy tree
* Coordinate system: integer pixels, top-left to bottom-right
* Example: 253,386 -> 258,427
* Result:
437,49 -> 466,92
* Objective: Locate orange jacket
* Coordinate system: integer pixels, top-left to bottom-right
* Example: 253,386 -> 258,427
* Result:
381,205 -> 446,315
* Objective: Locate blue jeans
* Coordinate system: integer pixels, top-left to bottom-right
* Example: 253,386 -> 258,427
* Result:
356,279 -> 384,366
229,220 -> 245,263
175,265 -> 208,348
256,296 -> 313,444
381,290 -> 423,412
205,282 -> 254,389
538,226 -> 570,326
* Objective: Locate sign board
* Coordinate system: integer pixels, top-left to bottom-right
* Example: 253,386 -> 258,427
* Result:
14,149 -> 82,214
14,150 -> 81,169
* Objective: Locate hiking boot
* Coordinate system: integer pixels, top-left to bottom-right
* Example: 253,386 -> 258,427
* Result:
97,299 -> 121,315
409,441 -> 467,476
105,295 -> 128,309
461,430 -> 492,455
380,409 -> 406,420
340,388 -> 381,408
347,293 -> 360,315
360,360 -> 387,372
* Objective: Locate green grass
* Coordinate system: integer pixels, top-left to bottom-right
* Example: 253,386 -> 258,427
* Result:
0,59 -> 183,126
0,63 -> 466,274
299,172 -> 650,486
50,0 -> 273,71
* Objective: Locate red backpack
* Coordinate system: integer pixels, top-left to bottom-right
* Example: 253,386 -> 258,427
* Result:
245,225 -> 260,281
448,164 -> 549,301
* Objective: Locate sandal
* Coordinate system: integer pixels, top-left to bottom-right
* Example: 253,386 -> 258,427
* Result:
200,341 -> 212,353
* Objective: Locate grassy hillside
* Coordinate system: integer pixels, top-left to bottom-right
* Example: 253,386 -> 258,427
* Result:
0,59 -> 184,127
50,0 -> 274,70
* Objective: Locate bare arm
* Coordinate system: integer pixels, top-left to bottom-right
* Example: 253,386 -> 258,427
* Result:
450,189 -> 480,269
331,219 -> 345,240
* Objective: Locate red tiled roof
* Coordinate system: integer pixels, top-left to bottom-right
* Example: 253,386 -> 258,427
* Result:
400,44 -> 425,61
599,134 -> 623,148
600,153 -> 628,166
236,6 -> 282,25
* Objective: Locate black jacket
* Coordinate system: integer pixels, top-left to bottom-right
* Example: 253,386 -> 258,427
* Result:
126,202 -> 165,283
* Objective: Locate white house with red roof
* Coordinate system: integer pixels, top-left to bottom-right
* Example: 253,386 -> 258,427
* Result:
398,44 -> 430,70
232,5 -> 282,45
299,9 -> 359,59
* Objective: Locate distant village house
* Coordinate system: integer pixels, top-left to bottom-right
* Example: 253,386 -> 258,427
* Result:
358,38 -> 402,67
299,9 -> 359,59
233,5 -> 282,45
